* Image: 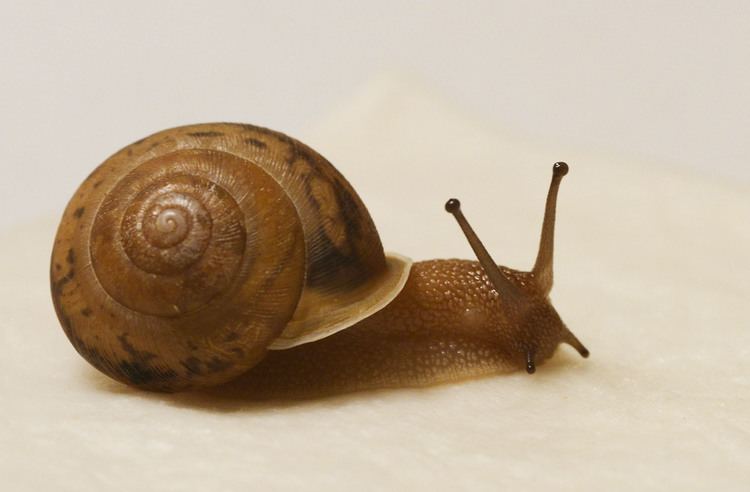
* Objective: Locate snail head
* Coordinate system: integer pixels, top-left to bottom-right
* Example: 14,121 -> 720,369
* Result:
445,162 -> 588,373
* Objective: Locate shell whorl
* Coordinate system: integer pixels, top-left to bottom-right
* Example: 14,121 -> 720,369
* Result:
90,152 -> 252,317
50,123 -> 411,391
52,145 -> 307,391
121,179 -> 214,272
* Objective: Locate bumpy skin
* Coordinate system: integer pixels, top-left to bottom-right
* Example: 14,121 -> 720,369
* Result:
218,259 -> 570,399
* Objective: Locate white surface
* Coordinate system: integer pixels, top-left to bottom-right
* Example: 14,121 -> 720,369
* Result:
1,77 -> 749,491
1,1 -> 750,231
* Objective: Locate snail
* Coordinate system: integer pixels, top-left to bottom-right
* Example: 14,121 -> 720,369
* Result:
50,122 -> 589,393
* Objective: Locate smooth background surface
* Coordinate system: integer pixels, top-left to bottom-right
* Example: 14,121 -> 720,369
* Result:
1,2 -> 749,491
1,1 -> 750,231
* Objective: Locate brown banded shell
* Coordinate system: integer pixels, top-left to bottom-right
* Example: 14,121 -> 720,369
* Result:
50,123 -> 411,391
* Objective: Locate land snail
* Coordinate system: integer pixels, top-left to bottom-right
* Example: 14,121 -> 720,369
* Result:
50,123 -> 589,393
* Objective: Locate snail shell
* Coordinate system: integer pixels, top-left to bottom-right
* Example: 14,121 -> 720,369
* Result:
50,123 -> 411,391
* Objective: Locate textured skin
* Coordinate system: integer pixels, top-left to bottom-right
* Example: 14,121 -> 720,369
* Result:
217,259 -> 571,399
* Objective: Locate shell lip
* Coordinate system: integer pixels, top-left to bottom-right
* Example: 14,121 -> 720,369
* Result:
268,252 -> 413,350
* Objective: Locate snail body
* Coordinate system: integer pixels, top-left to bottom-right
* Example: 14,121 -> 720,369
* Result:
233,259 -> 579,397
50,123 -> 588,393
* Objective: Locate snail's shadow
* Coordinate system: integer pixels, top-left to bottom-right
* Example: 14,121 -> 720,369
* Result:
84,348 -> 586,413
84,368 -> 407,412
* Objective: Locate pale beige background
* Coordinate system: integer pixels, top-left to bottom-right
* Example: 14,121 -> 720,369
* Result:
1,1 -> 749,490
1,76 -> 749,490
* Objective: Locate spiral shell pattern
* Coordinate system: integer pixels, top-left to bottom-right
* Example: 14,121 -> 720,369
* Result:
90,152 -> 254,318
51,145 -> 306,390
50,123 -> 409,391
